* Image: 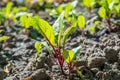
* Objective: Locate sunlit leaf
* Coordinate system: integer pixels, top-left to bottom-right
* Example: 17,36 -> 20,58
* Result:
83,0 -> 94,8
5,2 -> 13,18
114,4 -> 120,14
114,0 -> 119,3
78,15 -> 85,29
20,14 -> 30,28
0,36 -> 8,41
94,21 -> 101,27
53,12 -> 64,36
34,41 -> 42,59
71,0 -> 78,8
56,5 -> 63,13
72,46 -> 82,59
88,21 -> 101,33
64,3 -> 73,22
76,67 -> 88,80
35,41 -> 41,53
107,0 -> 112,5
53,12 -> 64,47
62,19 -> 77,49
0,30 -> 3,33
41,41 -> 53,55
62,50 -> 74,63
109,0 -> 114,10
98,7 -> 106,19
15,12 -> 33,18
30,16 -> 55,46
13,7 -> 18,14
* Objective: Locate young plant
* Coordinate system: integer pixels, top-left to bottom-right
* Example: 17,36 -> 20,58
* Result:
88,21 -> 101,34
77,14 -> 101,35
30,12 -> 82,77
0,2 -> 17,22
98,0 -> 119,30
46,0 -> 78,22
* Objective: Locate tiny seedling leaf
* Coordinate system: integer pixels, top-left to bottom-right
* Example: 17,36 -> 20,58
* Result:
0,36 -> 8,41
72,39 -> 85,59
83,0 -> 94,8
88,21 -> 101,33
98,7 -> 106,19
78,15 -> 85,29
41,41 -> 53,55
20,14 -> 30,28
76,67 -> 88,80
72,46 -> 82,59
34,41 -> 41,59
35,41 -> 41,53
0,30 -> 3,33
62,50 -> 74,63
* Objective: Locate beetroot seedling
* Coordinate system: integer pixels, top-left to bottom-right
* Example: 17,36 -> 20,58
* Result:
98,0 -> 119,30
30,12 -> 83,77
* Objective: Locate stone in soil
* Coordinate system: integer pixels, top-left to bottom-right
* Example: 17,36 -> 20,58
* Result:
87,54 -> 106,68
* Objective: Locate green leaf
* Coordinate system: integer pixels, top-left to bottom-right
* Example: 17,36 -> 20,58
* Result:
15,12 -> 33,18
64,3 -> 73,22
0,30 -> 3,33
5,2 -> 13,18
107,0 -> 112,5
114,4 -> 120,14
98,7 -> 106,19
72,39 -> 85,59
76,67 -> 88,80
56,5 -> 63,13
41,41 -> 53,55
88,21 -> 101,33
78,15 -> 85,29
83,0 -> 94,8
0,36 -> 8,41
62,19 -> 77,49
34,41 -> 41,59
109,0 -> 114,10
13,7 -> 18,14
30,16 -> 55,46
71,0 -> 78,8
114,0 -> 119,3
35,41 -> 41,53
62,50 -> 74,63
72,46 -> 82,59
53,12 -> 64,36
20,14 -> 30,28
53,12 -> 64,47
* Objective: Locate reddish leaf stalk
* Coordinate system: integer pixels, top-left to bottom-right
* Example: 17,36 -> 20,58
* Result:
106,18 -> 111,30
50,43 -> 66,75
47,39 -> 74,76
106,13 -> 113,30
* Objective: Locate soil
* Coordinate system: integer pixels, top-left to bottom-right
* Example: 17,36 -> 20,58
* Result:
0,1 -> 120,80
0,23 -> 120,80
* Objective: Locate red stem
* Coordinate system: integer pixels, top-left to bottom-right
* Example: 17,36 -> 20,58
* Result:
106,18 -> 111,30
